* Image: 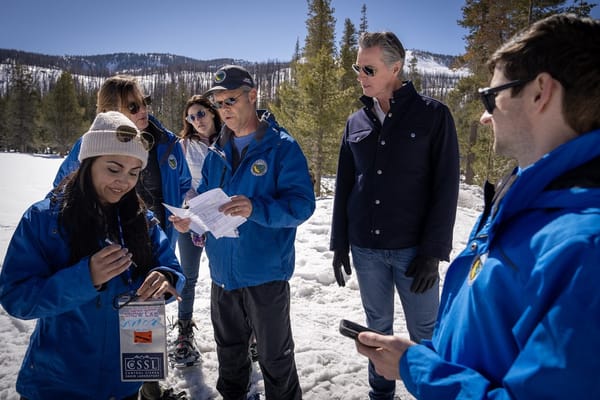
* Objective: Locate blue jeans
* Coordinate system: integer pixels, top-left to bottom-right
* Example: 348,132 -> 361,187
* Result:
351,245 -> 439,400
177,232 -> 204,321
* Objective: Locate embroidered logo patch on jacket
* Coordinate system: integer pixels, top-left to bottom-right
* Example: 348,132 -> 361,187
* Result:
468,253 -> 487,285
168,154 -> 177,169
251,159 -> 268,176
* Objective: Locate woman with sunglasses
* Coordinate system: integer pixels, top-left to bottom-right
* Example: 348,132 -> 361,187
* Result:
0,112 -> 186,400
169,95 -> 221,368
53,75 -> 192,249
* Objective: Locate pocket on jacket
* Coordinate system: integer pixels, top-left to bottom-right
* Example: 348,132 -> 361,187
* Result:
347,128 -> 372,143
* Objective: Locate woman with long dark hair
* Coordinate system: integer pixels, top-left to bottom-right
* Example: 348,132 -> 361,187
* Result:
0,111 -> 185,400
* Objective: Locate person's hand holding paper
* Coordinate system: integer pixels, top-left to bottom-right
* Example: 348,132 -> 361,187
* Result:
165,188 -> 246,238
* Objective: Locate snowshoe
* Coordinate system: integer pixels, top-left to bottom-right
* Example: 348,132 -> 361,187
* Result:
138,382 -> 188,400
168,320 -> 201,368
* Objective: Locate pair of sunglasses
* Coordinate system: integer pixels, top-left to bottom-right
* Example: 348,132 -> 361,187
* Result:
478,80 -> 529,114
351,64 -> 376,77
186,110 -> 208,123
127,95 -> 152,115
211,92 -> 245,109
114,125 -> 154,151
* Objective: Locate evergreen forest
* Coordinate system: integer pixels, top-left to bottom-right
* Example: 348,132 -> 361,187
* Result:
0,0 -> 595,195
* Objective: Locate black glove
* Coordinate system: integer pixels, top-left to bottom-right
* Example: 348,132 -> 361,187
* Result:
332,250 -> 352,287
405,255 -> 440,294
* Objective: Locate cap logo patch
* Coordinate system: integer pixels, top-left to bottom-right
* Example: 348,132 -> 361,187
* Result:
215,70 -> 226,83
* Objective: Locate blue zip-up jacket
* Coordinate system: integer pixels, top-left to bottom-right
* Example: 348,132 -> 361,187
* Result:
400,129 -> 600,399
330,81 -> 459,261
52,115 -> 191,245
0,196 -> 186,400
198,117 -> 315,290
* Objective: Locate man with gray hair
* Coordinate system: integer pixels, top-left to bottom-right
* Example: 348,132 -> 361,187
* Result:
330,31 -> 459,399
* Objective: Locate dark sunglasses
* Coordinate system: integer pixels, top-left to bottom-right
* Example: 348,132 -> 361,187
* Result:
186,110 -> 208,123
114,125 -> 154,151
478,80 -> 529,114
351,63 -> 376,77
127,95 -> 152,115
211,92 -> 245,109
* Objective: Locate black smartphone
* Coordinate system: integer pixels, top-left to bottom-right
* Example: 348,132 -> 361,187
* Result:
339,319 -> 384,340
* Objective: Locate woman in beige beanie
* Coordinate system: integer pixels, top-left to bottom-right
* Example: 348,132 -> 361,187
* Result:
0,111 -> 187,400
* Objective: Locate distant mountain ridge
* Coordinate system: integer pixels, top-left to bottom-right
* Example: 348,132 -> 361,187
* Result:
0,48 -> 469,107
0,48 -> 465,77
408,49 -> 462,70
0,49 -> 283,76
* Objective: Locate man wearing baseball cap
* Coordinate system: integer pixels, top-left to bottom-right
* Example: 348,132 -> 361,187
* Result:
171,65 -> 315,399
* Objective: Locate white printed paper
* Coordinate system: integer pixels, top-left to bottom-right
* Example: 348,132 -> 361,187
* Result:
163,188 -> 246,239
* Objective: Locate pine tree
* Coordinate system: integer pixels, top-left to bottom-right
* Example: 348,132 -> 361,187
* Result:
79,87 -> 98,125
269,0 -> 352,196
408,54 -> 423,93
338,18 -> 362,113
40,71 -> 87,155
0,95 -> 7,151
4,64 -> 40,153
359,4 -> 368,34
451,0 -> 595,185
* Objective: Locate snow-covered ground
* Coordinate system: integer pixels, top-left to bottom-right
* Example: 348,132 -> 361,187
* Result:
0,152 -> 482,399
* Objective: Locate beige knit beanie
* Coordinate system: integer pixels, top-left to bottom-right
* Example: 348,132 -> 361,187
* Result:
79,111 -> 148,168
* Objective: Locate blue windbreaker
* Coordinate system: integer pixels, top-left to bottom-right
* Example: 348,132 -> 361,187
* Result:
400,129 -> 600,399
0,195 -> 186,400
198,118 -> 315,290
53,115 -> 191,245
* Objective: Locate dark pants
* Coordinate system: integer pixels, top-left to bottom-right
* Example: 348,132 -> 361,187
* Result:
211,281 -> 302,400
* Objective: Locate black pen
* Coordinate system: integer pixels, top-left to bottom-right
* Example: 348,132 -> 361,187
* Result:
104,238 -> 138,269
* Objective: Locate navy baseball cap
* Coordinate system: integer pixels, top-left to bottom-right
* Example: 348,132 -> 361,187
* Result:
205,65 -> 255,95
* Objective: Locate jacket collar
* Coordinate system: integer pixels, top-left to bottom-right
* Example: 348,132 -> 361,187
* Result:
215,115 -> 274,149
359,80 -> 417,110
491,129 -> 600,225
